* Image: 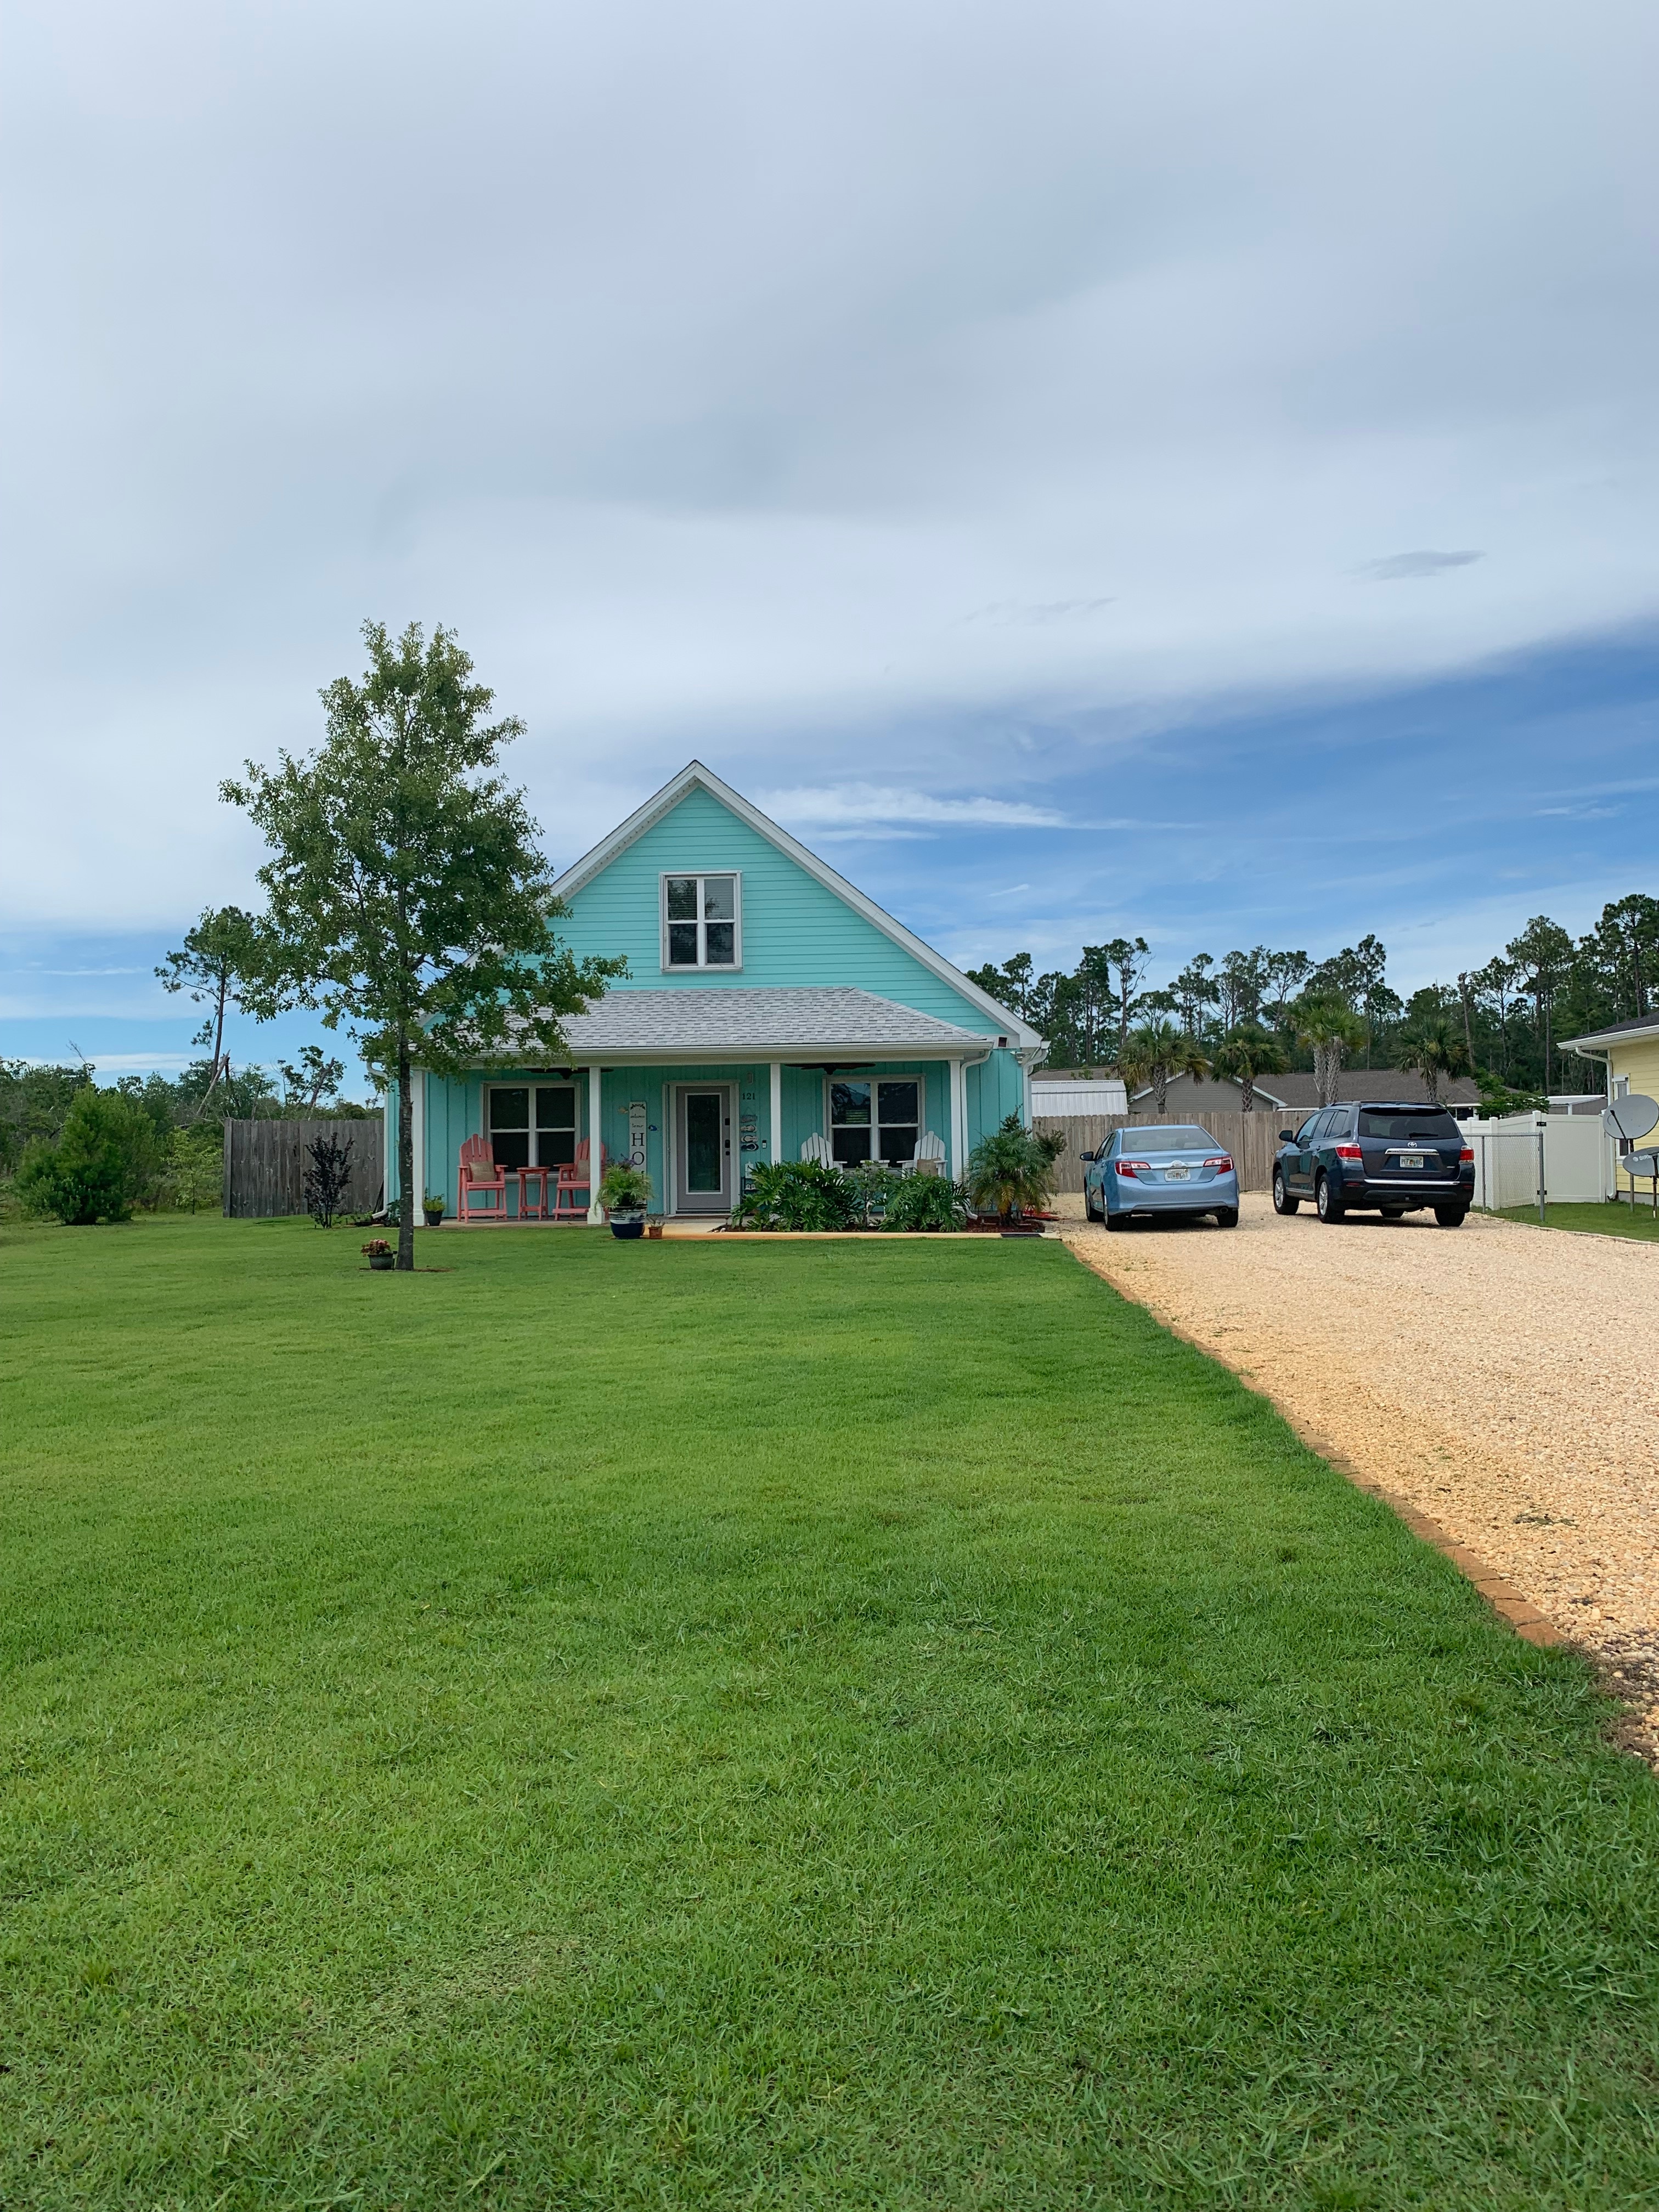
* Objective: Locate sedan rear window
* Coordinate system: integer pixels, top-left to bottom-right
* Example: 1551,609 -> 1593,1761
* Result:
1358,1111 -> 1460,1141
1121,1126 -> 1212,1152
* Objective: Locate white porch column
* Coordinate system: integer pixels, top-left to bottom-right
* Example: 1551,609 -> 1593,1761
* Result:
409,1064 -> 425,1214
586,1063 -> 606,1223
769,1062 -> 783,1161
949,1057 -> 967,1180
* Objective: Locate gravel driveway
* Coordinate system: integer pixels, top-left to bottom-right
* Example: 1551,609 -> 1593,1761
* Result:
1061,1193 -> 1659,1753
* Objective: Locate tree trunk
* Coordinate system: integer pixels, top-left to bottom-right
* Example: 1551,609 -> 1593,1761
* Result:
397,1035 -> 415,1271
1240,1072 -> 1256,1113
1424,1063 -> 1440,1105
1152,1064 -> 1169,1114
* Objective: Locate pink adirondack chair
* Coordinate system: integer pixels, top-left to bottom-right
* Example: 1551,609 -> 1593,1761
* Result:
552,1138 -> 605,1219
456,1135 -> 508,1224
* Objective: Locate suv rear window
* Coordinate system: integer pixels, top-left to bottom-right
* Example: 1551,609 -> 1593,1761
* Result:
1359,1111 -> 1460,1141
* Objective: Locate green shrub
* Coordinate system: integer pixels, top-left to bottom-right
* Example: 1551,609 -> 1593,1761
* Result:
731,1159 -> 861,1232
840,1160 -> 902,1225
966,1113 -> 1057,1223
882,1172 -> 969,1232
14,1088 -> 165,1224
163,1124 -> 223,1212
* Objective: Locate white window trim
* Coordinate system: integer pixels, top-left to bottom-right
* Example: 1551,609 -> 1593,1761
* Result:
659,870 -> 743,972
483,1079 -> 579,1167
823,1070 -> 926,1167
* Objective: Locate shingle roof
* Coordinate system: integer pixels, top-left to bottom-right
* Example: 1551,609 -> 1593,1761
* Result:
1558,1013 -> 1659,1049
1262,1071 -> 1482,1109
517,986 -> 996,1058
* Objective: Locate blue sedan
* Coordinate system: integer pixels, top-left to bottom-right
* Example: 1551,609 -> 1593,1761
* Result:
1082,1124 -> 1240,1229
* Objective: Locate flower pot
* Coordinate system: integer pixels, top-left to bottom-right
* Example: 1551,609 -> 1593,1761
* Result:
368,1252 -> 396,1270
422,1208 -> 443,1229
609,1210 -> 646,1240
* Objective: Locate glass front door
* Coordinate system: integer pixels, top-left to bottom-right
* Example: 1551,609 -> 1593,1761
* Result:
675,1087 -> 732,1212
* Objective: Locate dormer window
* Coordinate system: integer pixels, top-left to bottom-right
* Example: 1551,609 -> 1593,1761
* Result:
662,873 -> 741,969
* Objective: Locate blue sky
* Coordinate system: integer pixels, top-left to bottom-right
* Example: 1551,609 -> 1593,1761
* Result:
3,1 -> 1655,1085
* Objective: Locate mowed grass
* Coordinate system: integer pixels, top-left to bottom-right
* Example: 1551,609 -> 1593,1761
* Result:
2,1220 -> 1657,2210
1496,1199 -> 1659,1243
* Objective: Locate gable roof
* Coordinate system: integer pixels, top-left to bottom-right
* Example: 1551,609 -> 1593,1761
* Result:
520,986 -> 994,1060
551,761 -> 1044,1049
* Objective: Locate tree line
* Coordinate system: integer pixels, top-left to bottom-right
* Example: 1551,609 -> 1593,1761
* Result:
968,898 -> 1658,1109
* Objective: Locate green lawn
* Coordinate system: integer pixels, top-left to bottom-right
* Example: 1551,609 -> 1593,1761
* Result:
1495,1199 -> 1659,1242
3,1217 -> 1657,2210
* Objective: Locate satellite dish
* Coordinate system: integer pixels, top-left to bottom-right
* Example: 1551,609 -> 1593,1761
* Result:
1604,1094 -> 1659,1142
1626,1150 -> 1659,1176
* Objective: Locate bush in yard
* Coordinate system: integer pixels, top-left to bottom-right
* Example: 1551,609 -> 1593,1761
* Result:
14,1087 -> 165,1224
730,1159 -> 860,1231
882,1172 -> 968,1231
840,1160 -> 902,1226
966,1113 -> 1056,1224
163,1124 -> 223,1212
302,1132 -> 356,1227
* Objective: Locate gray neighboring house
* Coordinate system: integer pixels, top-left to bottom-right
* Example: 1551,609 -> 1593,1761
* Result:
1139,1070 -> 1483,1118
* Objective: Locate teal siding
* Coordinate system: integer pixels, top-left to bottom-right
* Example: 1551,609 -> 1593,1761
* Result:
399,1052 -> 1027,1211
558,787 -> 998,1034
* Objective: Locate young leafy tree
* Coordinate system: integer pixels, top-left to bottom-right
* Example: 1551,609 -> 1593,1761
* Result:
223,622 -> 627,1270
156,906 -> 262,1113
1211,1022 -> 1290,1112
15,1087 -> 165,1224
1119,1019 -> 1209,1116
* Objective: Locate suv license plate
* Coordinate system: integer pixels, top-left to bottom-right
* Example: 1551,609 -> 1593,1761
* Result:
1399,1153 -> 1424,1169
1164,1165 -> 1189,1181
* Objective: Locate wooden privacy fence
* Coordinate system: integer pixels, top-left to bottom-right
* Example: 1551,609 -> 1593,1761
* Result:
1035,1111 -> 1285,1195
222,1118 -> 385,1218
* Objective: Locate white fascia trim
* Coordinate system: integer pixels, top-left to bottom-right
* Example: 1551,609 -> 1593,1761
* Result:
550,760 -> 1045,1051
1561,1023 -> 1659,1052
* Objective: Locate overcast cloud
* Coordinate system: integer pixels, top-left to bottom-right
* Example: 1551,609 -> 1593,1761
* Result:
2,0 -> 1656,1070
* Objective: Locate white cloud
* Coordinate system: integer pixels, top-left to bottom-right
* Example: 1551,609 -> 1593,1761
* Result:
759,785 -> 1074,831
1,0 -> 1655,930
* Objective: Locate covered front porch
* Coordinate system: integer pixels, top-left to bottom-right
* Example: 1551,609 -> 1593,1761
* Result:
394,986 -> 1030,1222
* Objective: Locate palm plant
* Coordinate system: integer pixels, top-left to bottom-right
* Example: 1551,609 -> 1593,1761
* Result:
1118,1020 -> 1209,1116
1211,1022 -> 1289,1113
1399,1015 -> 1471,1106
1292,994 -> 1366,1108
966,1114 -> 1056,1224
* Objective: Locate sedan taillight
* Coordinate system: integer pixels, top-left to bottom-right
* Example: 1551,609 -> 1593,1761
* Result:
1334,1144 -> 1363,1161
1116,1159 -> 1149,1178
1203,1155 -> 1233,1172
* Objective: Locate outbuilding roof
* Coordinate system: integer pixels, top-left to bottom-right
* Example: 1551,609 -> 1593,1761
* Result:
511,986 -> 998,1061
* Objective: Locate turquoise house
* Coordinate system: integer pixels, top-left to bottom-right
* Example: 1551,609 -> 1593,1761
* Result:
394,762 -> 1045,1221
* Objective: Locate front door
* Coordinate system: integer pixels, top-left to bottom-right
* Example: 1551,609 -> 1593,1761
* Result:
674,1086 -> 733,1214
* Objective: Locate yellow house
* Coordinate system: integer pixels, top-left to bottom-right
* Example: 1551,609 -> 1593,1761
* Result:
1560,1015 -> 1659,1194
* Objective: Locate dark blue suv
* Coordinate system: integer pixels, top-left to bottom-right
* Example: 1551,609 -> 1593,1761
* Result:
1271,1102 -> 1474,1227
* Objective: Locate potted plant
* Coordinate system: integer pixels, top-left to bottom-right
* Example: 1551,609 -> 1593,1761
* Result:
598,1161 -> 652,1238
361,1237 -> 396,1271
422,1190 -> 445,1229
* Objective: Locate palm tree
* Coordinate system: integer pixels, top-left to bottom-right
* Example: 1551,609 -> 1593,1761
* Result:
1119,1020 -> 1209,1116
966,1113 -> 1057,1225
1211,1022 -> 1290,1113
1293,995 -> 1366,1108
1400,1015 -> 1471,1106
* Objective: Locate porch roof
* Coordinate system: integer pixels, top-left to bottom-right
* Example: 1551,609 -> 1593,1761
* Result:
517,986 -> 998,1061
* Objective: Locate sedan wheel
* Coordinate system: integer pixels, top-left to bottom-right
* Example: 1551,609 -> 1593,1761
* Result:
1316,1173 -> 1345,1224
1272,1169 -> 1299,1216
1214,1207 -> 1239,1228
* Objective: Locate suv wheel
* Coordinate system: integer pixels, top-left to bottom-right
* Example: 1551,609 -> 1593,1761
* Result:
1434,1205 -> 1468,1228
1272,1168 -> 1299,1216
1316,1172 -> 1345,1224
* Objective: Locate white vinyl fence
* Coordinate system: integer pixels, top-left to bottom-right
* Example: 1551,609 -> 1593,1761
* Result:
1466,1113 -> 1612,1212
